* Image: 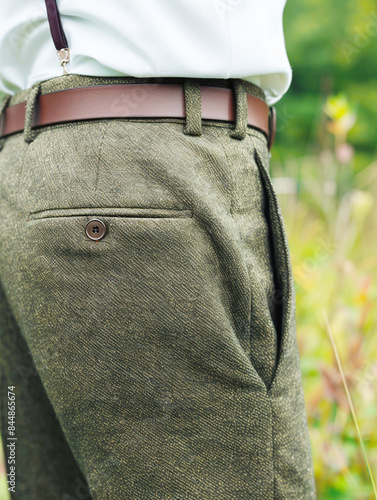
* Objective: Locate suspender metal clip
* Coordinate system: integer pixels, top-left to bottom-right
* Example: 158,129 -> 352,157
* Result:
57,48 -> 71,74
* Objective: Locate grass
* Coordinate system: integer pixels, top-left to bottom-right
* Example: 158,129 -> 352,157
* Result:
0,444 -> 8,500
271,139 -> 377,498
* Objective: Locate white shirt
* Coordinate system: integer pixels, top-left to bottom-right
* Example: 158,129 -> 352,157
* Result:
0,0 -> 291,105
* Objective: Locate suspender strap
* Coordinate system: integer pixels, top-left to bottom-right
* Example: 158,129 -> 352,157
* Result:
44,0 -> 68,50
44,0 -> 71,73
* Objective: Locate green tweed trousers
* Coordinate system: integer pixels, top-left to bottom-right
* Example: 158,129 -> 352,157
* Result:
0,74 -> 316,499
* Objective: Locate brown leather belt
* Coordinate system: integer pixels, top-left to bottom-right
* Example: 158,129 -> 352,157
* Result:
0,83 -> 276,149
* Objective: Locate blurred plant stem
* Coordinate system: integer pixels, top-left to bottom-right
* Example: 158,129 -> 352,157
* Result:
323,311 -> 377,498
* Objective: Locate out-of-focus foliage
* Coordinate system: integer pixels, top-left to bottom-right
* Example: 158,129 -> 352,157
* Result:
271,0 -> 377,497
274,0 -> 377,168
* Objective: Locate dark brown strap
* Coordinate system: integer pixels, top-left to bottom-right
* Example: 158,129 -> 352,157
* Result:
0,84 -> 274,148
268,107 -> 276,151
44,0 -> 69,51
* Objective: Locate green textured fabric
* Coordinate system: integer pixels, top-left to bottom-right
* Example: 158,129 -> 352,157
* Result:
0,74 -> 316,499
182,80 -> 202,137
229,80 -> 248,141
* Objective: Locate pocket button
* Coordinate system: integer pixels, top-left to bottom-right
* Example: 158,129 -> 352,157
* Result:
85,219 -> 107,241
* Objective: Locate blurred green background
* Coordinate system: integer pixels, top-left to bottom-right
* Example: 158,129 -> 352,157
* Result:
1,0 -> 377,498
270,0 -> 377,497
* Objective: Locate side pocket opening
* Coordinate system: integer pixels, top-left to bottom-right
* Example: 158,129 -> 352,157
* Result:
253,147 -> 295,392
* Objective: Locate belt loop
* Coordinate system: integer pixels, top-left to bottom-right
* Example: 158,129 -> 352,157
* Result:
0,94 -> 11,151
24,82 -> 41,144
0,94 -> 11,117
229,79 -> 248,140
183,79 -> 202,137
